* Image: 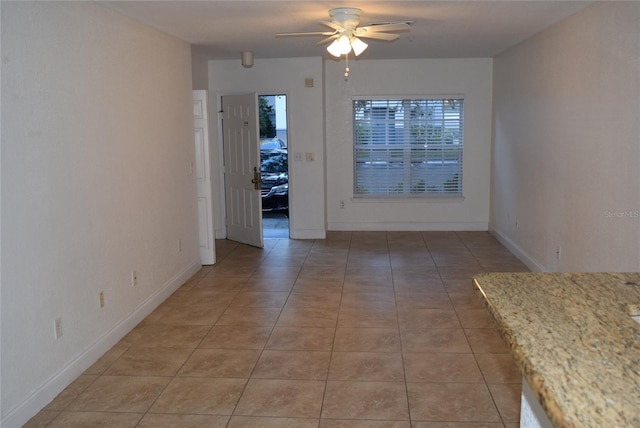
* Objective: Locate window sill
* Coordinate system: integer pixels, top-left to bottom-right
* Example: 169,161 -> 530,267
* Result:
351,195 -> 465,203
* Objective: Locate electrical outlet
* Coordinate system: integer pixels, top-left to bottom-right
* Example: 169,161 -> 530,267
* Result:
99,291 -> 105,308
177,239 -> 182,252
339,200 -> 345,209
131,271 -> 138,287
556,246 -> 561,261
54,317 -> 63,339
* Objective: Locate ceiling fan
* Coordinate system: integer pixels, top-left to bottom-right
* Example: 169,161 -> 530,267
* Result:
276,7 -> 412,58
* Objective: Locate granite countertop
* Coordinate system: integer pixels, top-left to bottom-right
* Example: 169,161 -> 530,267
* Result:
473,272 -> 640,428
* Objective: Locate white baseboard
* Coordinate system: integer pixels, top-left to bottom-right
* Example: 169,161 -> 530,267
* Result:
489,228 -> 547,272
289,229 -> 326,239
327,221 -> 488,231
2,259 -> 202,428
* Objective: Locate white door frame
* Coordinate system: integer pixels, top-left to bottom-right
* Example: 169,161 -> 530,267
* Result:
193,90 -> 215,264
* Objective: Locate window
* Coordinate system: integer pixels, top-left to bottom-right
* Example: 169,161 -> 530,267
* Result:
353,97 -> 464,197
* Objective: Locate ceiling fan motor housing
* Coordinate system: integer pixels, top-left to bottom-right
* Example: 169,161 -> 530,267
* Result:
329,8 -> 362,30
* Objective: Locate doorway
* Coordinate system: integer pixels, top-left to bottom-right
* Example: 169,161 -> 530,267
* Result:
259,94 -> 289,239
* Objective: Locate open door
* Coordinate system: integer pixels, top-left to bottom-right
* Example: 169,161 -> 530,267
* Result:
221,93 -> 263,248
193,90 -> 215,265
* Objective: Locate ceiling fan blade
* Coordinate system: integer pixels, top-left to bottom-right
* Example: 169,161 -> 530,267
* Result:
276,31 -> 336,37
354,31 -> 400,41
319,20 -> 345,32
359,23 -> 411,33
317,35 -> 339,45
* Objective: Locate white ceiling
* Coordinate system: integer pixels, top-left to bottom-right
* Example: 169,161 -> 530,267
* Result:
102,1 -> 592,60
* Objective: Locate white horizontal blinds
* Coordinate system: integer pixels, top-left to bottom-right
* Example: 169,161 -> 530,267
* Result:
354,98 -> 464,196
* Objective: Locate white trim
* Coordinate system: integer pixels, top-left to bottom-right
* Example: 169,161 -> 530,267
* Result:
328,222 -> 488,231
351,195 -> 465,203
489,228 -> 547,272
2,259 -> 202,428
352,94 -> 466,101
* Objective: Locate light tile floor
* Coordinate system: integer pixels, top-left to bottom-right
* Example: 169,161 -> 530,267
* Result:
25,231 -> 528,428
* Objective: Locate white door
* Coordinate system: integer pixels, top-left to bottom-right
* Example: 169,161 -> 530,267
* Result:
193,90 -> 215,265
221,93 -> 263,248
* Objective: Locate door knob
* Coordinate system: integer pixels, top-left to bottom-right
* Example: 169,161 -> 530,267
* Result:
251,166 -> 262,190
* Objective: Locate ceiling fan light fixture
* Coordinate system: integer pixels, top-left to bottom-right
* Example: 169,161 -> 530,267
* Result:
350,37 -> 368,56
278,6 -> 410,77
327,34 -> 352,57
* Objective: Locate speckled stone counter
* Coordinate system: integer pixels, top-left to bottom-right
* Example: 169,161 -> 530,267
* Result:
473,272 -> 640,428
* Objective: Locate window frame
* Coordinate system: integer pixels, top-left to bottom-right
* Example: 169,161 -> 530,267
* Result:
352,95 -> 465,200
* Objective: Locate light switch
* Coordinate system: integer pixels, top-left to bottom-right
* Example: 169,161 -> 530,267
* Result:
305,152 -> 314,162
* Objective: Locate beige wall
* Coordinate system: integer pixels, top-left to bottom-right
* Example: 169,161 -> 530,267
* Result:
1,2 -> 200,425
490,1 -> 640,271
208,57 -> 326,239
191,50 -> 210,90
325,58 -> 493,230
207,57 -> 493,235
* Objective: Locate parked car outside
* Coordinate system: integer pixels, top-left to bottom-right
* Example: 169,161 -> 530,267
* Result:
260,138 -> 286,151
260,149 -> 288,212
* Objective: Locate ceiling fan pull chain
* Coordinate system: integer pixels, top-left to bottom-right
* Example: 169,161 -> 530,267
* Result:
344,53 -> 350,81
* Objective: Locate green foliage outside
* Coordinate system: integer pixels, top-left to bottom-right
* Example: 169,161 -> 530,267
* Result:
259,97 -> 276,138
